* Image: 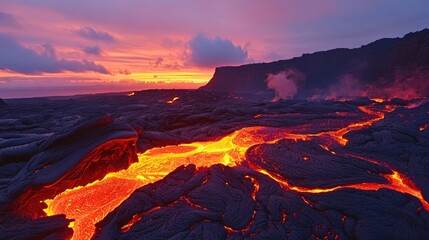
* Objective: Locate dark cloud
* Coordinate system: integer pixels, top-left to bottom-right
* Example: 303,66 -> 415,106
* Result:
154,57 -> 163,67
118,69 -> 131,75
77,26 -> 115,42
188,33 -> 248,67
0,12 -> 19,27
164,62 -> 180,70
0,33 -> 109,75
83,46 -> 102,55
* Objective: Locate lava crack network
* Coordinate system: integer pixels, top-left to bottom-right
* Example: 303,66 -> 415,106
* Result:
44,127 -> 280,239
43,105 -> 428,240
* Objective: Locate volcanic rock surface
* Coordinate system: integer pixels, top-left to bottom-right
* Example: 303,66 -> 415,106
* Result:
0,90 -> 428,239
0,98 -> 6,107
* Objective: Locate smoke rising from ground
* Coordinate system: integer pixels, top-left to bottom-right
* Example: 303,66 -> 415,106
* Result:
324,71 -> 429,100
266,69 -> 306,101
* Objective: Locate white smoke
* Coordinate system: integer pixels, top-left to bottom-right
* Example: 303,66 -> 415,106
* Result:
266,68 -> 306,101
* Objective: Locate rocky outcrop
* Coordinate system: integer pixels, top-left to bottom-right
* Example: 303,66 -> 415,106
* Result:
0,115 -> 138,239
201,29 -> 429,97
0,215 -> 73,240
93,163 -> 429,240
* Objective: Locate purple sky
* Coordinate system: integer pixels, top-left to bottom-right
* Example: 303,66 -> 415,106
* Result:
1,0 -> 428,98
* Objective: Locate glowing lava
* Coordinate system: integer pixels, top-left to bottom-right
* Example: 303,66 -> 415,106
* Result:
43,103 -> 428,239
419,123 -> 429,131
167,96 -> 180,103
43,127 -> 290,239
253,167 -> 429,211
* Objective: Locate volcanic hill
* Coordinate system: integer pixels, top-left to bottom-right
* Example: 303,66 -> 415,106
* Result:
201,28 -> 429,99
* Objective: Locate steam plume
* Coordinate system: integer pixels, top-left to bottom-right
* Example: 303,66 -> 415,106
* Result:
325,71 -> 429,100
266,68 -> 306,101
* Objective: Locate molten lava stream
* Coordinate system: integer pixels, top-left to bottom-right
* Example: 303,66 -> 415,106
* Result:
253,166 -> 429,211
43,126 -> 293,240
43,103 -> 421,239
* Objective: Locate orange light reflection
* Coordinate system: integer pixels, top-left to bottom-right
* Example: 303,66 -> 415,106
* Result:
42,103 -> 429,240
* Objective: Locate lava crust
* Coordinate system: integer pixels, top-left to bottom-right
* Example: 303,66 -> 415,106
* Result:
0,90 -> 428,239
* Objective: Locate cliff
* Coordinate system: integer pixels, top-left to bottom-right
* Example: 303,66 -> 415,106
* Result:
201,29 -> 429,98
0,98 -> 6,107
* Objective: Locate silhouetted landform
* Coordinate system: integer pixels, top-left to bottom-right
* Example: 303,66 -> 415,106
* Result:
201,29 -> 429,98
0,98 -> 6,107
0,90 -> 428,239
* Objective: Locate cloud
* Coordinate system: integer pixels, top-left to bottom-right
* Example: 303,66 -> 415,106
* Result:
154,57 -> 163,67
83,46 -> 102,55
0,33 -> 109,74
188,33 -> 248,67
118,69 -> 131,75
77,26 -> 115,42
0,12 -> 19,27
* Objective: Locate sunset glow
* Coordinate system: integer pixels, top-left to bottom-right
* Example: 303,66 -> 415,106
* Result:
1,0 -> 428,98
2,1 -> 429,240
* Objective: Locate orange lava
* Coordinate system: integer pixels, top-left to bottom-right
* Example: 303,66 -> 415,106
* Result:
120,212 -> 142,232
255,167 -> 429,211
245,175 -> 260,201
43,127 -> 290,239
419,123 -> 429,131
371,98 -> 386,103
166,96 -> 180,103
43,103 -> 428,239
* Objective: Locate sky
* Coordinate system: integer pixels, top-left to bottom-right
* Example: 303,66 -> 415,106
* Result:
1,0 -> 428,98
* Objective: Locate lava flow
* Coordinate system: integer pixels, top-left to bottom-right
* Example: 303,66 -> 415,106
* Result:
44,126 -> 290,239
43,103 -> 428,239
167,96 -> 180,103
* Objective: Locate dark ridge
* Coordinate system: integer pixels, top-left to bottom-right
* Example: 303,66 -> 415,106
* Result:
0,98 -> 7,107
201,28 -> 429,97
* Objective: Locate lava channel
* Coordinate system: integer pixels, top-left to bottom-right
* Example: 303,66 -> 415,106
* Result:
43,126 -> 296,239
42,103 -> 428,239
